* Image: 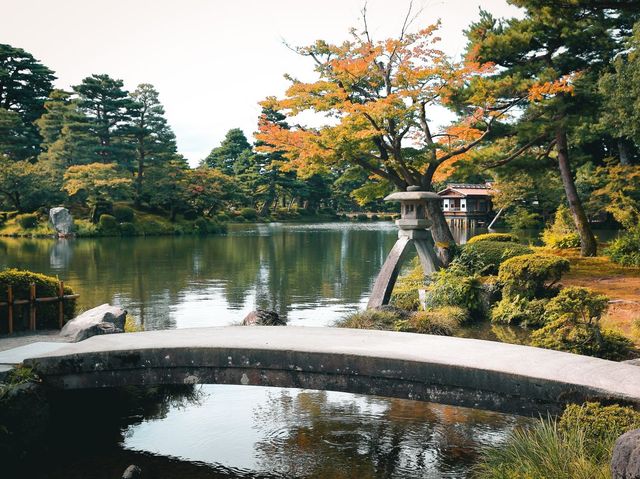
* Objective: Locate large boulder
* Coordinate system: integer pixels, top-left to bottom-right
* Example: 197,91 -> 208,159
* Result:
49,207 -> 74,236
242,309 -> 286,326
60,303 -> 127,342
612,429 -> 640,479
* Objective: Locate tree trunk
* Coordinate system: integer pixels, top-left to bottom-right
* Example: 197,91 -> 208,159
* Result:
425,199 -> 455,266
618,138 -> 632,166
555,127 -> 597,257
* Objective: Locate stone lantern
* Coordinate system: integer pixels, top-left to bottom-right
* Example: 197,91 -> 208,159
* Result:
367,186 -> 442,309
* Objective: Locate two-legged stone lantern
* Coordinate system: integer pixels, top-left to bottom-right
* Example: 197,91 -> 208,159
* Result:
367,186 -> 442,309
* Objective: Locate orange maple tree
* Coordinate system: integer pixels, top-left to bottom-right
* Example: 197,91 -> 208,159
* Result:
256,16 -> 511,262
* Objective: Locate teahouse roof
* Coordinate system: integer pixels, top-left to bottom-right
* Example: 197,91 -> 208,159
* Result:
437,183 -> 494,198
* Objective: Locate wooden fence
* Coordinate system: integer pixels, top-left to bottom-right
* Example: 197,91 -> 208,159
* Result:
0,281 -> 79,334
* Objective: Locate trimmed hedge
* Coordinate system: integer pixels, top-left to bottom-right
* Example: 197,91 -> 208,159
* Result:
463,240 -> 533,275
113,205 -> 135,223
466,233 -> 519,245
16,213 -> 38,229
98,214 -> 119,235
0,269 -> 75,332
498,254 -> 570,299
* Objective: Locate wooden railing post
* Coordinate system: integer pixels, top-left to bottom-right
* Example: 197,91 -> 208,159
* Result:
29,283 -> 36,331
58,280 -> 64,329
7,285 -> 13,334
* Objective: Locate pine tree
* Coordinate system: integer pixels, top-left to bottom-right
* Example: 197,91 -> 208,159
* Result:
203,128 -> 252,175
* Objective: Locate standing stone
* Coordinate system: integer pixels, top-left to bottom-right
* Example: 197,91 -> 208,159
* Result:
60,303 -> 127,342
242,309 -> 286,326
122,465 -> 142,478
49,207 -> 74,237
612,429 -> 640,479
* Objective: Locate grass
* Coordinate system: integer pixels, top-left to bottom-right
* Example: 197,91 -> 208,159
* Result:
474,418 -> 609,479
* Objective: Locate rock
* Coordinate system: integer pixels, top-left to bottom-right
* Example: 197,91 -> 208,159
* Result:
122,465 -> 142,478
612,429 -> 640,479
48,207 -> 74,237
242,309 -> 286,326
60,303 -> 127,342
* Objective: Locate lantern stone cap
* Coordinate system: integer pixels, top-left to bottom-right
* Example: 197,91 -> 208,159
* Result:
384,190 -> 440,202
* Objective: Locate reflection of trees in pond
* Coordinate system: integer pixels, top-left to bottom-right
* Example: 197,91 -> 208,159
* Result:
252,390 -> 529,478
0,225 -> 395,327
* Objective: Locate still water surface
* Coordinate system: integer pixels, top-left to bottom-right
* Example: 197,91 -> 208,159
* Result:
1,223 -> 533,477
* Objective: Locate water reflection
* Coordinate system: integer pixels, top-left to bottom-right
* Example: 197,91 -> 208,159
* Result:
120,385 -> 529,478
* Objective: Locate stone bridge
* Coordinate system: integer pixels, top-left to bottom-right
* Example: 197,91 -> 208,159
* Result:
23,326 -> 640,415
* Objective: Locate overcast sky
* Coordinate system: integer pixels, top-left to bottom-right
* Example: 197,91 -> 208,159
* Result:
6,0 -> 520,166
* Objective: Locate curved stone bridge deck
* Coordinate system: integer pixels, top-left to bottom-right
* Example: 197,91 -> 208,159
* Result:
23,326 -> 640,415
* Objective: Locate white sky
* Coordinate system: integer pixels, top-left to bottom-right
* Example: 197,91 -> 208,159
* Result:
5,0 -> 520,166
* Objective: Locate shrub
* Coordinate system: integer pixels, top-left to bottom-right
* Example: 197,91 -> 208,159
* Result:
474,417 -> 609,479
16,213 -> 38,229
206,219 -> 227,234
423,267 -> 484,318
137,218 -> 173,235
356,213 -> 368,221
239,207 -> 258,221
98,214 -> 119,235
466,232 -> 519,245
194,217 -> 209,235
396,307 -> 468,336
113,205 -> 135,223
216,211 -> 230,222
335,309 -> 403,330
498,254 -> 570,300
491,296 -> 548,327
531,287 -> 632,360
462,240 -> 533,275
390,261 -> 425,311
605,224 -> 640,267
505,206 -> 542,230
559,402 -> 640,461
119,222 -> 136,236
542,204 -> 581,249
0,269 -> 75,332
74,219 -> 98,237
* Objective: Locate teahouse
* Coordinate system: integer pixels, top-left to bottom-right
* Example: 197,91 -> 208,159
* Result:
437,183 -> 494,227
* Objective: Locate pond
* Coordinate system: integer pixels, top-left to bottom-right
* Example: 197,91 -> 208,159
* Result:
1,222 -> 538,477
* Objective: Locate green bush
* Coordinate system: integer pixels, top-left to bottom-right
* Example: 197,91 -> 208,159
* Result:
531,287 -> 632,360
498,254 -> 570,300
491,296 -> 548,327
216,211 -> 230,222
390,261 -> 425,311
16,213 -> 38,229
395,306 -> 468,336
462,240 -> 533,275
356,213 -> 368,221
194,217 -> 209,235
605,225 -> 640,267
113,205 -> 135,223
335,309 -> 403,330
136,218 -> 174,235
542,204 -> 581,249
505,206 -> 542,230
423,267 -> 484,318
559,402 -> 640,460
0,269 -> 75,332
239,207 -> 258,221
119,222 -> 136,236
474,417 -> 609,479
98,214 -> 119,235
183,209 -> 199,221
74,219 -> 98,237
466,233 -> 519,245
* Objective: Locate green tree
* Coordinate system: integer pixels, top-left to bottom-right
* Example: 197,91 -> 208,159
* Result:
204,128 -> 252,175
72,74 -> 134,166
128,83 -> 177,206
0,44 -> 55,160
466,1 -> 640,256
144,156 -> 190,220
63,163 -> 132,221
183,167 -> 235,216
598,24 -> 640,164
0,155 -> 61,211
